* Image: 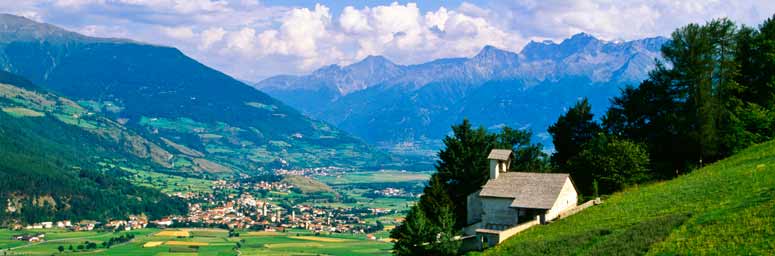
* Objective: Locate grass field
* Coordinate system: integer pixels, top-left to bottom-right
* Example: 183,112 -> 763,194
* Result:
282,175 -> 336,194
474,140 -> 775,255
288,236 -> 349,242
123,168 -> 213,194
0,228 -> 391,255
1,107 -> 44,117
165,241 -> 208,246
0,228 -> 158,255
316,170 -> 432,185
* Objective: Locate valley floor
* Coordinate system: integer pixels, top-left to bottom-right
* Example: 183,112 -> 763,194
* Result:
0,228 -> 391,255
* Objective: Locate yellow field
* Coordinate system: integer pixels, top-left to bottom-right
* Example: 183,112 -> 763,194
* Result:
142,241 -> 164,248
289,236 -> 350,242
165,241 -> 208,246
155,230 -> 190,237
245,231 -> 284,236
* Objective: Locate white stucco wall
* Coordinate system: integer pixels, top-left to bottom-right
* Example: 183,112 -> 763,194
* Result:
545,178 -> 578,221
481,197 -> 519,227
489,160 -> 498,180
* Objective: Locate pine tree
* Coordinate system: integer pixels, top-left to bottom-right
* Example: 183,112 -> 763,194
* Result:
391,205 -> 433,255
434,120 -> 497,227
548,98 -> 602,190
548,98 -> 601,170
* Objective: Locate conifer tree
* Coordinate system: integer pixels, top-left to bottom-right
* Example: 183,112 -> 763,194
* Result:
548,98 -> 601,170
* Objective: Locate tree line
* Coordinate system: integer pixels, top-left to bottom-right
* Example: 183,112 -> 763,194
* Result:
554,16 -> 775,196
391,14 -> 775,255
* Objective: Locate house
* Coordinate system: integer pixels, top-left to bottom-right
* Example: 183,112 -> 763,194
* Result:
153,218 -> 173,227
463,149 -> 578,249
56,220 -> 72,228
12,233 -> 45,242
40,222 -> 53,229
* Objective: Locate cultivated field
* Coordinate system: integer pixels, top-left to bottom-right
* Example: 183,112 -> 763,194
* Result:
154,230 -> 190,237
0,228 -> 391,255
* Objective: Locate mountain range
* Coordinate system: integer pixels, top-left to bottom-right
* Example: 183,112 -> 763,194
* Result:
0,14 -> 396,173
255,33 -> 668,154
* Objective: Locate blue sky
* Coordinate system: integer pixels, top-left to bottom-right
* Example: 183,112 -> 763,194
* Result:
1,1 -> 774,82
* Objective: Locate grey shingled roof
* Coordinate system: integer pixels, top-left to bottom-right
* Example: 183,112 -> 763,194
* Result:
487,149 -> 512,161
478,172 -> 570,209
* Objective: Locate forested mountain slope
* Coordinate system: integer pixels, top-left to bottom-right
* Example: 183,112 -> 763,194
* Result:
0,71 -> 187,224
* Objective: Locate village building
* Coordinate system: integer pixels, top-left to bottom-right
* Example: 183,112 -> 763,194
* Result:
56,220 -> 72,228
12,233 -> 45,242
152,218 -> 173,227
463,149 -> 578,249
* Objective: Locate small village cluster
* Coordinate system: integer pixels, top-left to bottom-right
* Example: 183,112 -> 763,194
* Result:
274,166 -> 351,177
367,187 -> 417,198
17,218 -> 145,232
12,217 -> 146,242
178,191 -> 395,234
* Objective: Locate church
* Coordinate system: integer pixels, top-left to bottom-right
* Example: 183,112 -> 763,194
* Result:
463,149 -> 579,248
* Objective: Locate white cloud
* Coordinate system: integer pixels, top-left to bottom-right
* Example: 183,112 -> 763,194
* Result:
226,27 -> 256,54
200,27 -> 226,49
339,6 -> 370,34
488,0 -> 775,42
1,0 -> 774,81
161,26 -> 196,40
53,0 -> 105,8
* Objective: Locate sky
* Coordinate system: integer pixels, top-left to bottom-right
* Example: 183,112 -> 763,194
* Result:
1,1 -> 774,82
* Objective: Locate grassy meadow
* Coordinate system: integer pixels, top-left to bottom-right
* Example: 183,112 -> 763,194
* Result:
474,140 -> 775,255
315,170 -> 431,185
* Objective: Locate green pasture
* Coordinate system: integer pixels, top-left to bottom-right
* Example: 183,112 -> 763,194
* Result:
316,170 -> 431,185
475,140 -> 775,255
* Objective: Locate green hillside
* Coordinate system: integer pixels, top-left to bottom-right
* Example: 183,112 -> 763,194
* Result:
477,140 -> 775,255
0,14 -> 396,172
0,71 -> 187,224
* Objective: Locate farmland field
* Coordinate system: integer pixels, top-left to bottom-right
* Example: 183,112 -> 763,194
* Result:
0,228 -> 391,255
154,230 -> 190,237
0,166 -> 429,255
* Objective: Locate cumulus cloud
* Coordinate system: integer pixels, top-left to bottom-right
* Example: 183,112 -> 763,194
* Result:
0,0 -> 773,81
487,0 -> 775,42
161,26 -> 195,40
200,27 -> 226,49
